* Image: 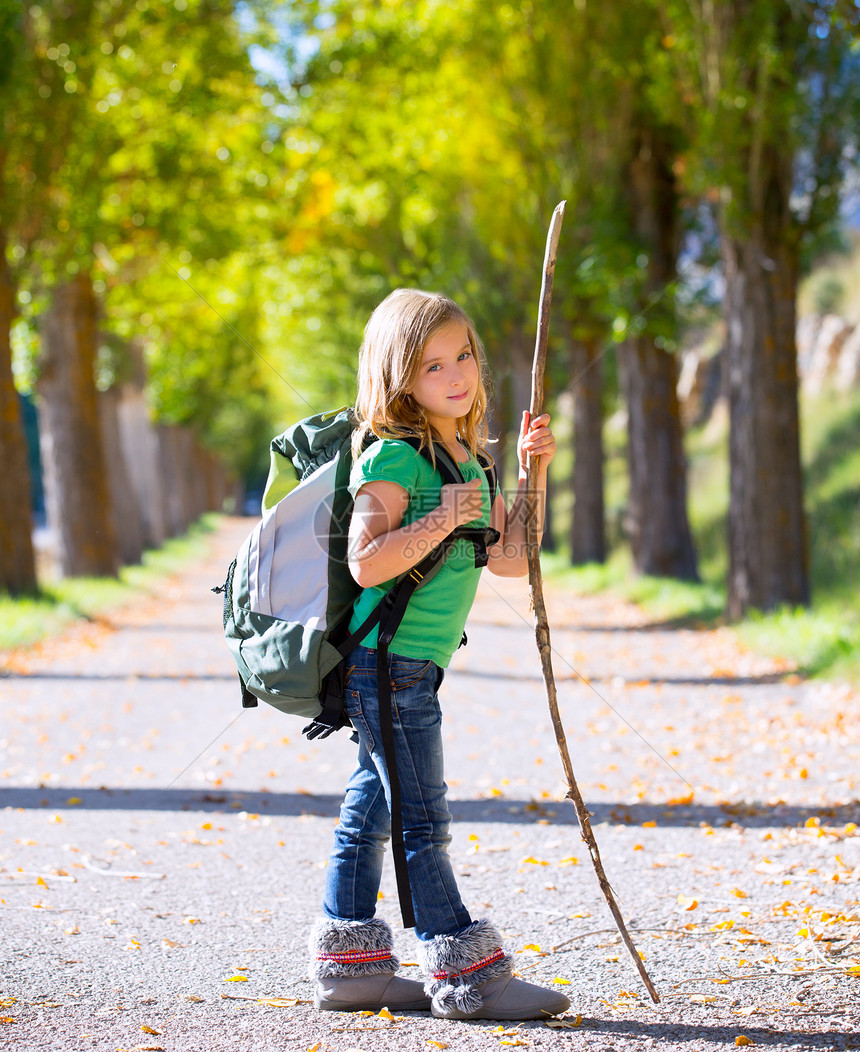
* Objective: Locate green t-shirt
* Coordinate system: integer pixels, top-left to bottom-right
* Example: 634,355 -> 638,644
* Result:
347,439 -> 492,667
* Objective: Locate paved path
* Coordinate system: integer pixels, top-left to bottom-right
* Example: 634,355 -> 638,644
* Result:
1,516 -> 858,1052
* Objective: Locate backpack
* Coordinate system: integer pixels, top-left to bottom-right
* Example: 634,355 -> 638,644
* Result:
216,408 -> 498,734
216,407 -> 499,928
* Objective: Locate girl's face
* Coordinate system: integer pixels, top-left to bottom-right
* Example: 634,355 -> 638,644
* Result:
409,322 -> 479,437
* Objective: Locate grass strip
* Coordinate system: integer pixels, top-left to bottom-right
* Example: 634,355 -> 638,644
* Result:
0,514 -> 220,652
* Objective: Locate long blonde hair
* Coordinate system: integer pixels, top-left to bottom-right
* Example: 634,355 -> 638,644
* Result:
351,288 -> 492,463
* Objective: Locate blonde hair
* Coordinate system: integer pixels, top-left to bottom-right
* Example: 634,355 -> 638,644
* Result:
351,288 -> 492,463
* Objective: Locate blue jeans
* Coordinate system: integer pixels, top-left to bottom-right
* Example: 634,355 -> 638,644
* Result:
322,644 -> 473,942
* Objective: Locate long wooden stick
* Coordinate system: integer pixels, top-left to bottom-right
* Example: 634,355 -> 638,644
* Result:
525,201 -> 660,1004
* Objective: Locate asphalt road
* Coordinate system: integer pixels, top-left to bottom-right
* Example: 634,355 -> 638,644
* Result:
1,516 -> 858,1052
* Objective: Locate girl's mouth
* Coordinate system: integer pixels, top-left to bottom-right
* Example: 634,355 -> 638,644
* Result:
448,390 -> 470,401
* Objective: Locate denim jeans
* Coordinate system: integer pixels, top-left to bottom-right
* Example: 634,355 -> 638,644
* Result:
322,644 -> 473,942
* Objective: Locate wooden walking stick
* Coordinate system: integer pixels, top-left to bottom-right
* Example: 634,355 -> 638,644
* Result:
525,201 -> 660,1004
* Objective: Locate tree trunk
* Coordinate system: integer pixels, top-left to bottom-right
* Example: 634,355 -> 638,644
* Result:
620,337 -> 698,579
491,324 -> 532,498
621,118 -> 699,581
36,275 -> 119,577
99,386 -> 144,566
723,186 -> 809,615
116,376 -> 167,549
0,229 -> 37,594
570,338 -> 605,564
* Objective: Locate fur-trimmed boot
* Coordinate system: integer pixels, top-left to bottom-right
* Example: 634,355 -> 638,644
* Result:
420,918 -> 571,1021
309,917 -> 430,1013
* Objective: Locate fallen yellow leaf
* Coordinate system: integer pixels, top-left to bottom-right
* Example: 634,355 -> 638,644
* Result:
736,1037 -> 754,1047
35,877 -> 48,888
140,1025 -> 161,1036
427,1042 -> 449,1049
544,1014 -> 582,1028
224,975 -> 248,982
378,1007 -> 397,1020
552,977 -> 571,985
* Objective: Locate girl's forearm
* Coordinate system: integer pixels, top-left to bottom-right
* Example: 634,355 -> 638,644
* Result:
349,506 -> 455,588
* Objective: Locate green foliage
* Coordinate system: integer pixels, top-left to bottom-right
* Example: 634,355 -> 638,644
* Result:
655,0 -> 860,242
798,232 -> 860,323
2,0 -> 295,476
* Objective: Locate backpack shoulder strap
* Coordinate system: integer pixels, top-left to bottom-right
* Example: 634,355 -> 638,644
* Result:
476,452 -> 498,507
399,435 -> 496,500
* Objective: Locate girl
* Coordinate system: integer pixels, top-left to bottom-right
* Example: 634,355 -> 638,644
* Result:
309,289 -> 568,1021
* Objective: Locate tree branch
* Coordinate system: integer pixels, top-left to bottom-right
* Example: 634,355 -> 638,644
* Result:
525,200 -> 660,1005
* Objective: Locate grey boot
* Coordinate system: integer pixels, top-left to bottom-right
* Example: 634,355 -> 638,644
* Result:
309,917 -> 430,1013
420,918 -> 570,1021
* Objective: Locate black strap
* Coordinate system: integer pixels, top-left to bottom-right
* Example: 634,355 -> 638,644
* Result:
240,676 -> 258,708
403,437 -> 497,507
374,575 -> 424,929
368,524 -> 498,929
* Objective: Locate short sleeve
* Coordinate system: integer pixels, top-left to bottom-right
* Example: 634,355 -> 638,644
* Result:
348,440 -> 422,500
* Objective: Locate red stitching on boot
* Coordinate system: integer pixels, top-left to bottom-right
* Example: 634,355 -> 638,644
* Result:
432,947 -> 505,981
317,949 -> 393,964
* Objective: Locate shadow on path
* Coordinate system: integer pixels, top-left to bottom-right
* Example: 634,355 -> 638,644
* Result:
507,1017 -> 857,1047
1,668 -> 792,688
2,787 -> 857,828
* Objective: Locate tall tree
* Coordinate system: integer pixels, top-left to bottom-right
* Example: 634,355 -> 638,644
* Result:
570,337 -> 606,564
660,0 -> 860,614
5,0 -> 286,574
0,2 -> 37,593
38,274 -> 119,575
618,114 -> 699,580
0,228 -> 37,592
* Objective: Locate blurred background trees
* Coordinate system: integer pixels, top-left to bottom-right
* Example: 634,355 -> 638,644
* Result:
1,0 -> 859,620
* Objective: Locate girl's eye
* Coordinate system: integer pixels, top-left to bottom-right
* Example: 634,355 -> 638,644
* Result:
458,351 -> 473,361
427,364 -> 440,372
